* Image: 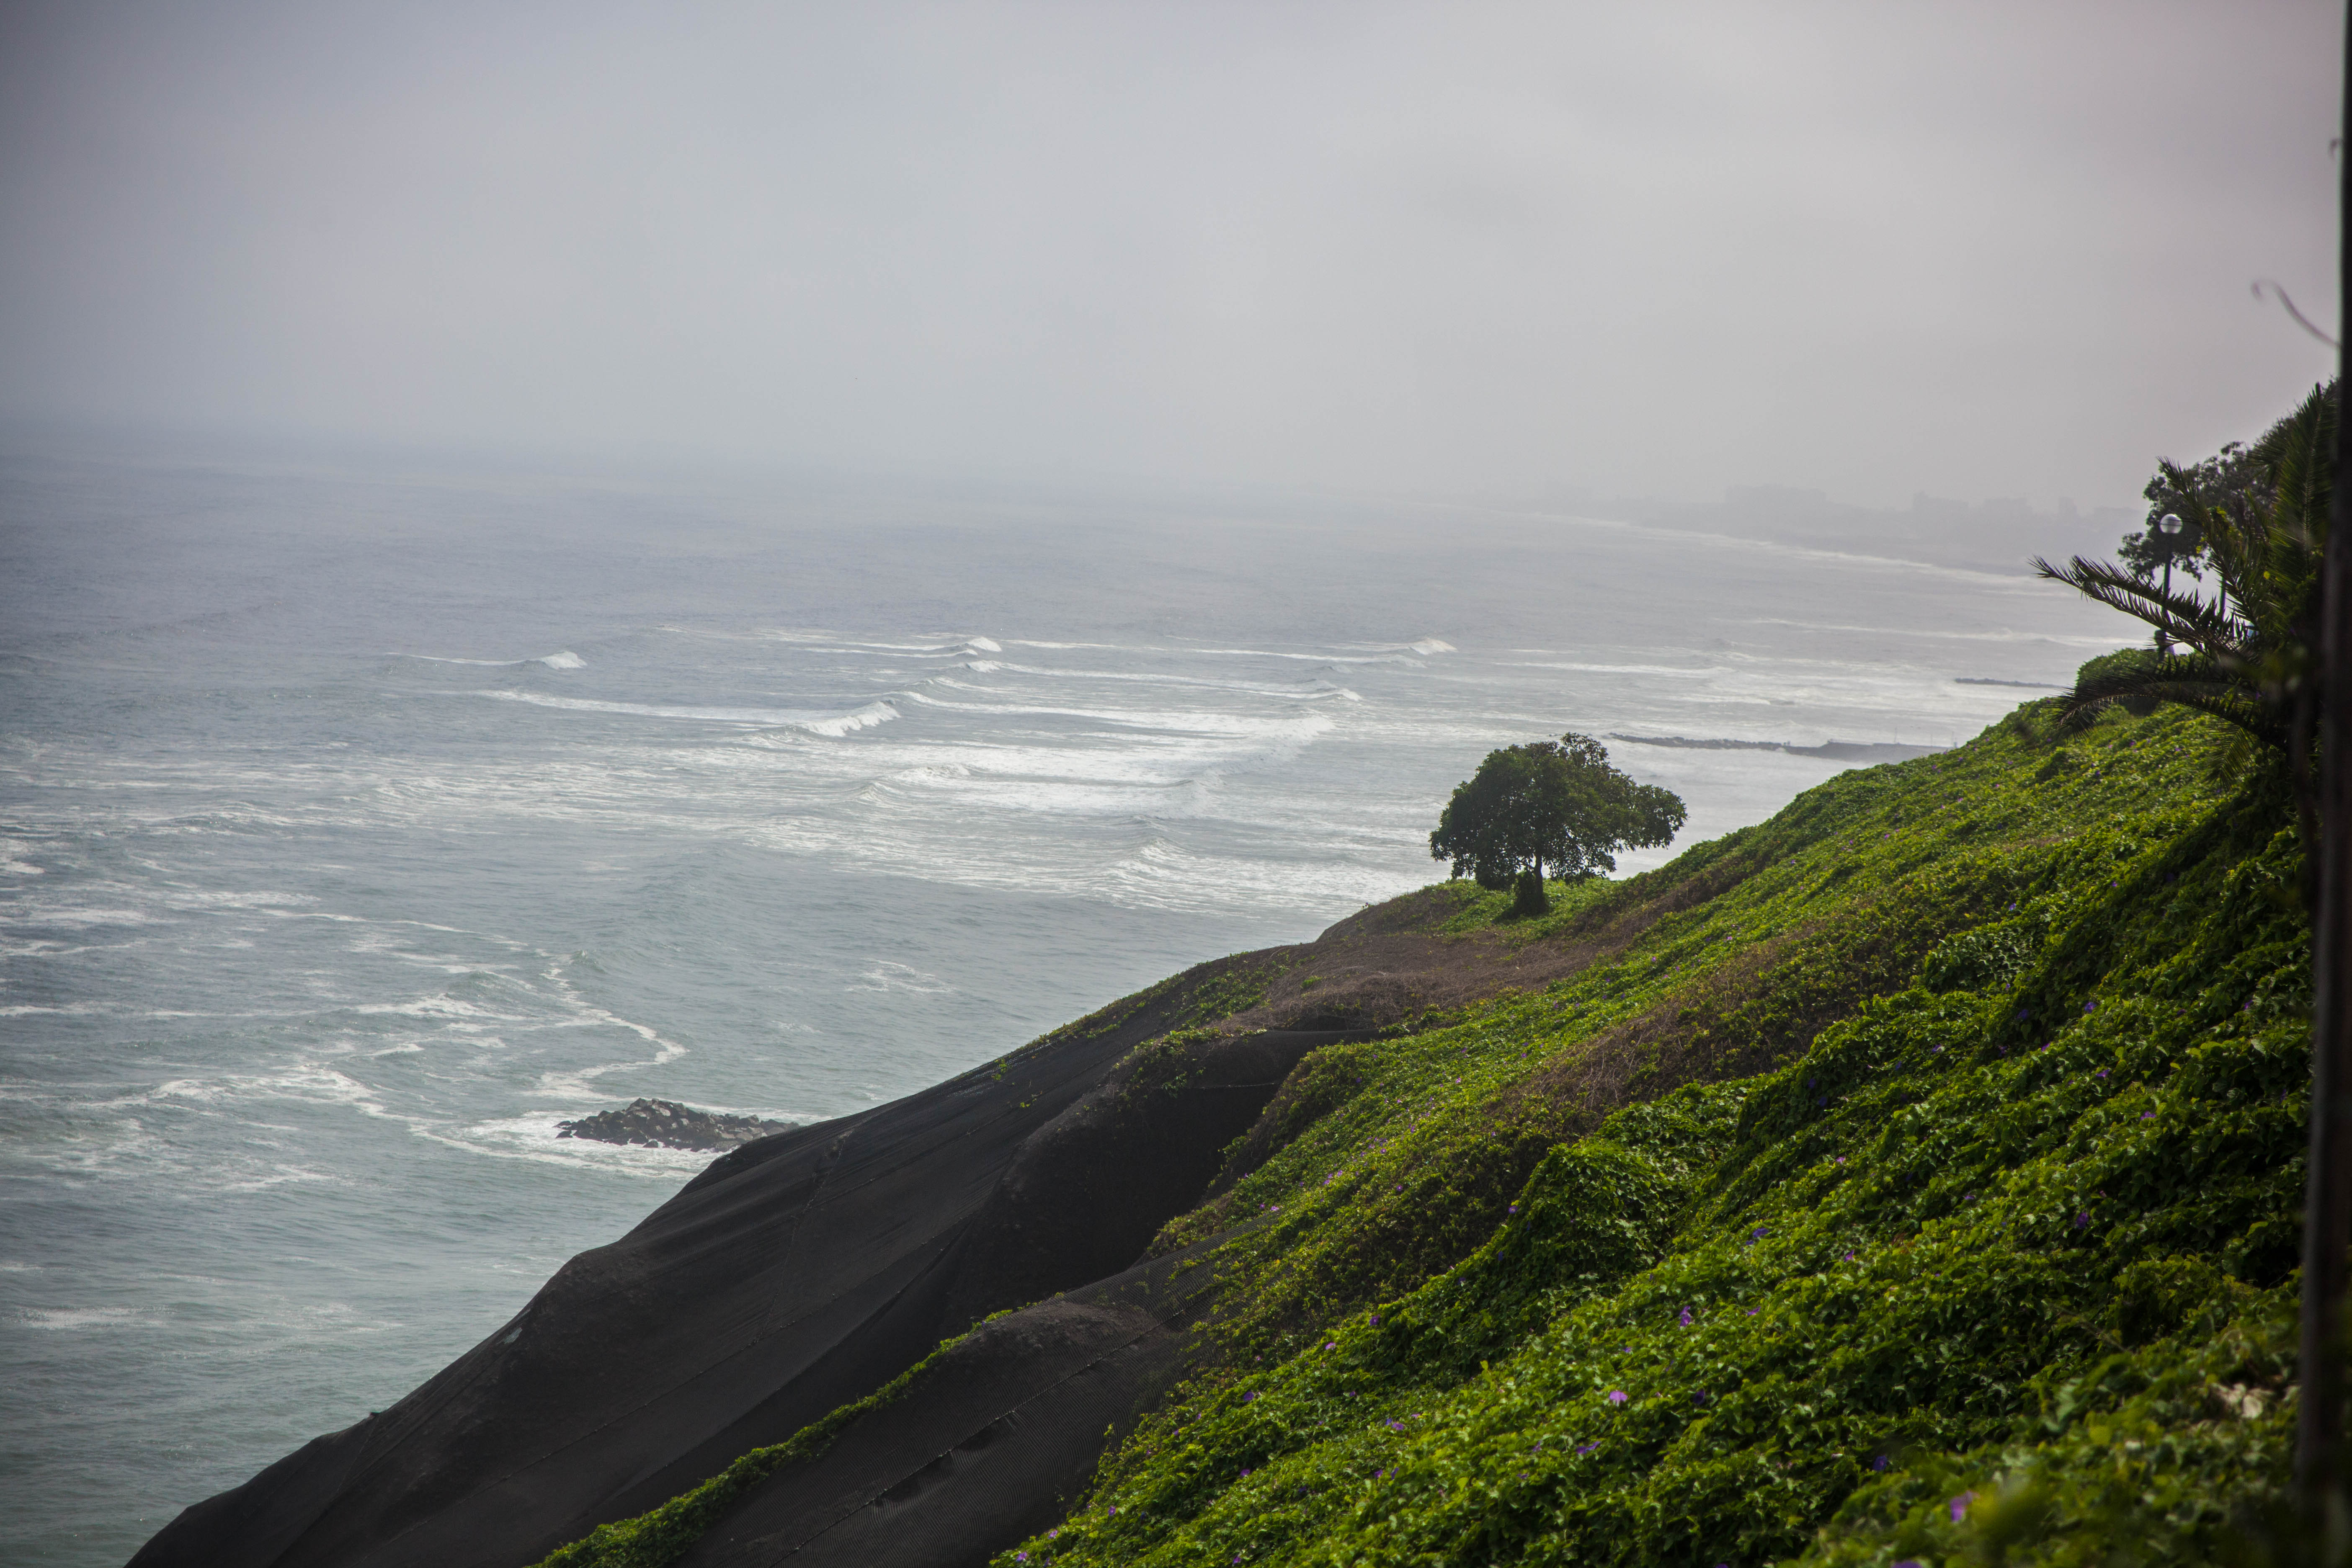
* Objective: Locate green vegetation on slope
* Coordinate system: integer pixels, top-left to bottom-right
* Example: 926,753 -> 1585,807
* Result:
534,696 -> 2311,1568
1002,701 -> 2308,1566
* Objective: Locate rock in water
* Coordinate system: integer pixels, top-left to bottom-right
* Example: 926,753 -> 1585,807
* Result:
556,1098 -> 793,1151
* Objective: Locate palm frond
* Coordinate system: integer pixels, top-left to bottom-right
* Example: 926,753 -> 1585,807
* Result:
2032,556 -> 2240,655
2039,379 -> 2332,758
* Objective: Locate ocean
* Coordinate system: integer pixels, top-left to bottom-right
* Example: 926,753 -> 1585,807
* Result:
0,438 -> 2123,1564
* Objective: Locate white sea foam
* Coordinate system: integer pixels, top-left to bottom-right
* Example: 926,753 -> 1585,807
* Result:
845,962 -> 954,995
0,905 -> 153,928
1194,647 -> 1421,665
391,649 -> 587,668
0,936 -> 147,958
1500,661 -> 1735,677
721,629 -> 1004,658
19,1306 -> 147,1331
434,1113 -> 718,1176
349,996 -> 500,1020
901,687 -> 1338,740
526,1015 -> 691,1100
214,1162 -> 340,1194
461,690 -> 899,733
980,660 -> 1362,701
799,701 -> 901,736
155,888 -> 317,912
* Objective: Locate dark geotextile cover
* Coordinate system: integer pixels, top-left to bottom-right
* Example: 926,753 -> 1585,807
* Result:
675,1246 -> 1228,1568
127,984 -> 1357,1568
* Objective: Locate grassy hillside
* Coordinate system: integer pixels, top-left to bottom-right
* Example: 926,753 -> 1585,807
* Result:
542,698 -> 2312,1567
1016,700 -> 2305,1566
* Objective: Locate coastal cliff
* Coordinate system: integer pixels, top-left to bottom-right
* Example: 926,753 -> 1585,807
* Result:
132,700 -> 2311,1567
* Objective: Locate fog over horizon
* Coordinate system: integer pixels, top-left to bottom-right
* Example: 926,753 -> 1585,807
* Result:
0,0 -> 2341,516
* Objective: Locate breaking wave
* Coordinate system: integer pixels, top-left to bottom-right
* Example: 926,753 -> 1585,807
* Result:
462,691 -> 899,733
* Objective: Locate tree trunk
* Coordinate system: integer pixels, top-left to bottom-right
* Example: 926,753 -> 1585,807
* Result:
2295,6 -> 2352,1528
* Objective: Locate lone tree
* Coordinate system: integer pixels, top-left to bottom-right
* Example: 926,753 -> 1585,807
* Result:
1428,732 -> 1686,914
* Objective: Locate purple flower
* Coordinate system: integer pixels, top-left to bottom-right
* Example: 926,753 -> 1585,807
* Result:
1048,1530 -> 1058,1540
1576,1442 -> 1599,1455
1873,1454 -> 1889,1471
2142,1111 -> 2155,1120
2084,1000 -> 2098,1014
1679,1307 -> 1694,1327
1017,1555 -> 1028,1563
1370,1314 -> 1380,1324
1751,1225 -> 1768,1241
1508,1203 -> 1519,1214
1607,1390 -> 1628,1406
1949,1490 -> 1977,1522
1326,1341 -> 1337,1351
2074,1212 -> 2090,1228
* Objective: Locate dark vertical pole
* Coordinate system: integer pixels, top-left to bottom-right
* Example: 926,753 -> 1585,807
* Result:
2161,552 -> 2174,652
2298,3 -> 2352,1529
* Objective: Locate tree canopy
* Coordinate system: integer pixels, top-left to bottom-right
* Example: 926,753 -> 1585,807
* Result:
2035,379 -> 2337,755
1427,732 -> 1686,894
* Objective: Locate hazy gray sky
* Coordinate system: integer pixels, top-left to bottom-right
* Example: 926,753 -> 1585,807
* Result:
0,1 -> 2339,508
